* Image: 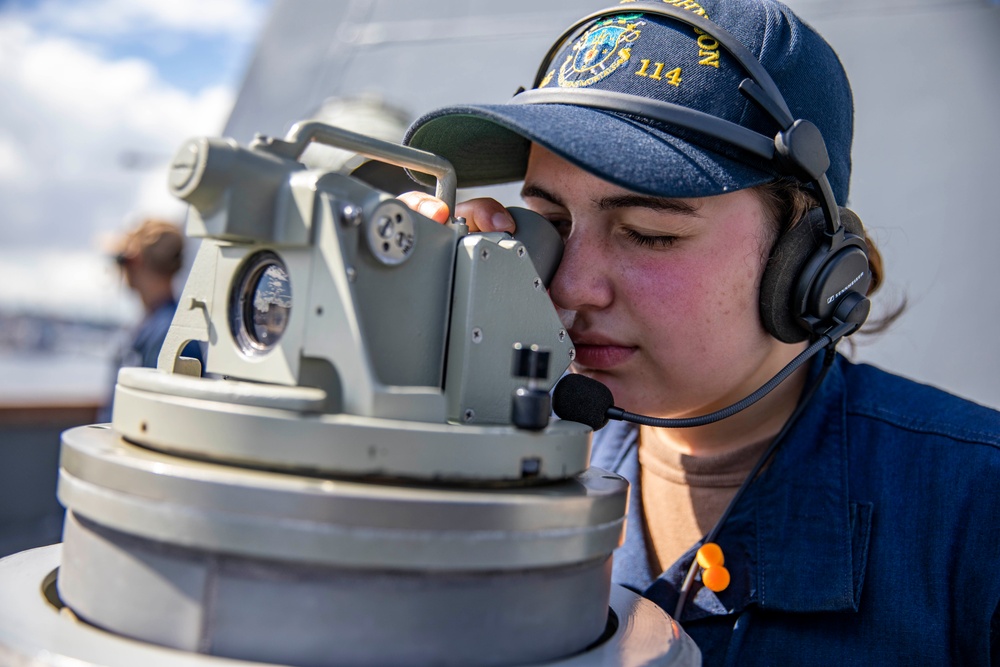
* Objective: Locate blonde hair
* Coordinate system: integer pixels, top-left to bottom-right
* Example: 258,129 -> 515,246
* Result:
115,219 -> 184,276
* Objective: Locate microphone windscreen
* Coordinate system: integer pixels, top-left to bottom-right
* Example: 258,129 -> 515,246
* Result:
552,374 -> 614,430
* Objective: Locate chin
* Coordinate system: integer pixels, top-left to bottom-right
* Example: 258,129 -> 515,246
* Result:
570,369 -> 650,415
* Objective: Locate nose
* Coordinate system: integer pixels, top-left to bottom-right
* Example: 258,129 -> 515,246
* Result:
548,229 -> 614,313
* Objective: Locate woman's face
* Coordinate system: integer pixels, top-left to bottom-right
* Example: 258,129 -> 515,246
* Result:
523,145 -> 796,418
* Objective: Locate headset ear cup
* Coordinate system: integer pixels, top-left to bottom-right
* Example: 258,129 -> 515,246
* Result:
759,207 -> 867,343
760,208 -> 827,343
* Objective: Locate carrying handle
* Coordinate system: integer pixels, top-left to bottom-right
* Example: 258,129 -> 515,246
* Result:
251,121 -> 457,217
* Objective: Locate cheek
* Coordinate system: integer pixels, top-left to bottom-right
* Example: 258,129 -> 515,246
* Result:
714,252 -> 763,321
617,259 -> 704,355
622,244 -> 764,339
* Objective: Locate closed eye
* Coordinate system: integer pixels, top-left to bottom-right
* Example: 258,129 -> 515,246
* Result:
546,217 -> 572,240
622,228 -> 677,248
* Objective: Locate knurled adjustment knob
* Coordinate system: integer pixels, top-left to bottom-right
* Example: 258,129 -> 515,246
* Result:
510,343 -> 551,431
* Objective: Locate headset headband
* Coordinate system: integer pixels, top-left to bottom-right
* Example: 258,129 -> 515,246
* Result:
513,1 -> 843,235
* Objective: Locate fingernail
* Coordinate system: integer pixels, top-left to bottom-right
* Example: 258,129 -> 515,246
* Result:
491,212 -> 515,233
419,199 -> 444,218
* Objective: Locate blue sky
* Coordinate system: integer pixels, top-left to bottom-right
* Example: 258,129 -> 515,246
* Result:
0,0 -> 271,321
0,0 -> 266,93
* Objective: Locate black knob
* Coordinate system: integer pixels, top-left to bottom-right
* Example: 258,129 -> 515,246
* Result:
511,387 -> 551,431
510,343 -> 551,431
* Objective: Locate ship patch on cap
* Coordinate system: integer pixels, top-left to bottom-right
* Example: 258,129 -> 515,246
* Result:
547,15 -> 644,89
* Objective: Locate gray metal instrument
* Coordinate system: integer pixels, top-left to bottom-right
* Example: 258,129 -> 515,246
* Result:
0,122 -> 700,667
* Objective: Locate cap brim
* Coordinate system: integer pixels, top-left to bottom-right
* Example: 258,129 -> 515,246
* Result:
404,102 -> 777,199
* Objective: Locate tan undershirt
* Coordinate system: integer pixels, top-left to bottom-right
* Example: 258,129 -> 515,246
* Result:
638,426 -> 772,575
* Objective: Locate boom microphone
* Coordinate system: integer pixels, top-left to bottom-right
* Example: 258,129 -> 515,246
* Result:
553,321 -> 855,430
551,374 -> 615,430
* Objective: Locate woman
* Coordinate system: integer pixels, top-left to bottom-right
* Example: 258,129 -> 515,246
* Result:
401,0 -> 1000,663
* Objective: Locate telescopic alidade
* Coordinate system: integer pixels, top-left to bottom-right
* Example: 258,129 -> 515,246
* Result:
0,122 -> 700,667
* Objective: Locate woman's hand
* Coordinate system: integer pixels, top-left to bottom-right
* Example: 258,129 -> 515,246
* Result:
398,192 -> 517,234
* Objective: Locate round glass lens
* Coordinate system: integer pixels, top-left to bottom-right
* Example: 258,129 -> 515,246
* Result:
248,263 -> 292,346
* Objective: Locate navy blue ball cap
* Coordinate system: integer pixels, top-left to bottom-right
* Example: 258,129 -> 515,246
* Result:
404,0 -> 854,204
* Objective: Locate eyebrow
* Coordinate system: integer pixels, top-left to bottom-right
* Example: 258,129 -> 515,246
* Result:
595,193 -> 700,216
521,184 -> 699,216
521,184 -> 564,207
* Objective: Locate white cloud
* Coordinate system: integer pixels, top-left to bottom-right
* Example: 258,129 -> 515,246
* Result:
0,3 -> 259,320
0,134 -> 26,179
0,18 -> 235,241
16,35 -> 157,128
22,0 -> 266,37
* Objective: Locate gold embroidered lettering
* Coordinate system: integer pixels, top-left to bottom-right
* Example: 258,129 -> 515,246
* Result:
698,50 -> 720,67
635,60 -> 682,86
666,0 -> 708,15
696,34 -> 718,50
695,32 -> 719,68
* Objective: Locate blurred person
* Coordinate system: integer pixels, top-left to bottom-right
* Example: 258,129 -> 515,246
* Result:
100,219 -> 202,420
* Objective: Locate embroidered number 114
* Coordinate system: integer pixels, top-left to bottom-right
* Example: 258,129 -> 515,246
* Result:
635,60 -> 682,87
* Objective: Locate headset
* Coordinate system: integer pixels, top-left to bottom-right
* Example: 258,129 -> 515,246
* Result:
512,1 -> 872,343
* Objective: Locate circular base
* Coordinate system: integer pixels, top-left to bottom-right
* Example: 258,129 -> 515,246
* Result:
0,545 -> 701,667
111,368 -> 592,482
58,512 -> 611,666
59,426 -> 626,570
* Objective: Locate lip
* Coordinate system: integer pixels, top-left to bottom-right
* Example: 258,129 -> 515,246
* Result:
570,335 -> 637,370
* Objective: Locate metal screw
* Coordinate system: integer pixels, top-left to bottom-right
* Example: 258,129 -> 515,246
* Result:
558,329 -> 566,342
517,245 -> 526,258
569,349 -> 576,361
463,409 -> 476,422
480,248 -> 490,261
346,267 -> 357,282
341,204 -> 362,227
377,215 -> 395,239
471,328 -> 483,343
533,278 -> 542,290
